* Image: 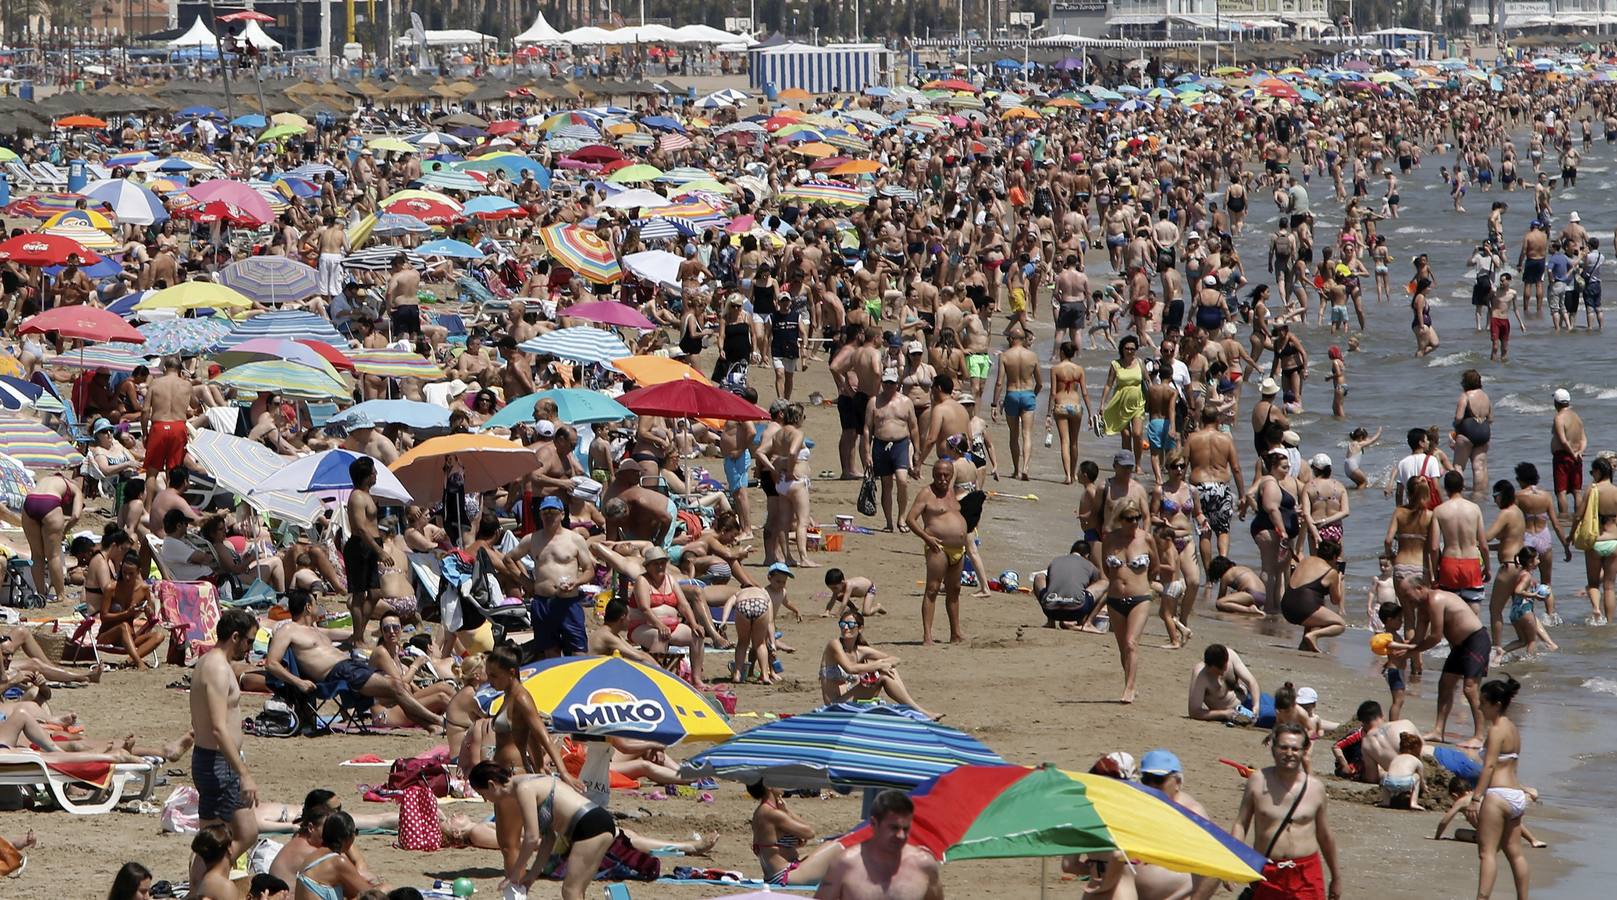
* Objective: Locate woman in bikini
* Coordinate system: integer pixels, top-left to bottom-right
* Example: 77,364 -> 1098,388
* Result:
1152,450 -> 1205,638
1101,498 -> 1156,704
1452,369 -> 1493,494
470,761 -> 619,900
1251,450 -> 1306,616
747,782 -> 846,886
628,547 -> 711,689
371,531 -> 418,625
364,615 -> 455,727
1468,676 -> 1532,900
818,610 -> 933,717
1385,476 -> 1438,588
1280,541 -> 1348,652
1046,340 -> 1093,485
1514,462 -> 1569,606
485,646 -> 578,785
1573,455 -> 1617,625
19,470 -> 81,603
292,812 -> 382,899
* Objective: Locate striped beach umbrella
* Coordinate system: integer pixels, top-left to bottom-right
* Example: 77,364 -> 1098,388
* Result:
539,224 -> 620,285
42,223 -> 118,251
342,247 -> 427,271
212,359 -> 349,400
0,453 -> 35,514
212,339 -> 346,378
518,326 -> 631,365
632,218 -> 694,241
658,133 -> 693,152
5,193 -> 86,219
186,428 -> 324,525
328,399 -> 449,430
416,169 -> 487,193
84,180 -> 168,226
778,180 -> 872,208
682,703 -> 1004,790
137,318 -> 232,357
617,131 -> 655,148
0,416 -> 81,469
346,349 -> 445,379
251,448 -> 411,502
45,343 -> 150,373
0,376 -> 43,411
215,311 -> 346,352
218,256 -> 322,305
369,213 -> 434,237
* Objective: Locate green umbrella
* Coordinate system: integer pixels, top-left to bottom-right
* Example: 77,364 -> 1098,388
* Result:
258,123 -> 305,143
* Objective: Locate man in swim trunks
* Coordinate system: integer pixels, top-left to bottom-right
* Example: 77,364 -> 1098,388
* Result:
829,325 -> 882,480
991,326 -> 1041,481
1434,470 -> 1489,608
189,609 -> 259,887
865,369 -> 919,533
513,496 -> 596,658
141,354 -> 193,502
1234,724 -> 1340,900
1142,361 -> 1178,483
1403,575 -> 1491,750
1551,388 -> 1587,517
905,460 -> 969,646
1188,642 -> 1263,725
1517,219 -> 1548,311
343,457 -> 385,647
1187,407 -> 1246,561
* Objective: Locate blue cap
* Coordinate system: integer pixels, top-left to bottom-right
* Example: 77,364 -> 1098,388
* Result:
539,496 -> 565,512
767,562 -> 794,578
1139,749 -> 1182,776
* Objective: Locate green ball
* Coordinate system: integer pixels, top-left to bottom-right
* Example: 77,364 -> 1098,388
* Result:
452,877 -> 475,897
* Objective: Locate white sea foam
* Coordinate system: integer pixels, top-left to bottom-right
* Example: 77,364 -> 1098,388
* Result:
1393,225 -> 1434,234
1498,393 -> 1554,415
1571,382 -> 1617,401
1426,351 -> 1478,368
1582,677 -> 1617,697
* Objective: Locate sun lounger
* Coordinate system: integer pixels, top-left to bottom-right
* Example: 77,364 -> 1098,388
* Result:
29,162 -> 66,188
0,750 -> 155,814
2,162 -> 37,190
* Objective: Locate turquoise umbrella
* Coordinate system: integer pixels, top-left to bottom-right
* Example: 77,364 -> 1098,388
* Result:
483,388 -> 631,429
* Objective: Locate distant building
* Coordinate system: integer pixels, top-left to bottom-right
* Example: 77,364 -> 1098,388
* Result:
1050,0 -> 1332,38
1467,0 -> 1617,29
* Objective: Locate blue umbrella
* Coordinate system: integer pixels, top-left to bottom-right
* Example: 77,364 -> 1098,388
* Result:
0,376 -> 43,411
518,326 -> 631,365
370,213 -> 434,237
484,388 -> 631,430
681,703 -> 1005,790
249,448 -> 412,503
462,195 -> 523,218
137,318 -> 232,356
417,238 -> 484,260
231,113 -> 268,129
214,310 -> 346,351
640,115 -> 686,134
178,105 -> 224,119
45,256 -> 124,279
328,399 -> 450,430
219,255 -> 323,305
994,58 -> 1022,70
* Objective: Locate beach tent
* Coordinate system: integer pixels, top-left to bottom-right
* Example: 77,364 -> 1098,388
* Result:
558,26 -> 618,45
239,20 -> 282,51
395,29 -> 497,47
169,17 -> 217,49
514,11 -> 566,45
673,24 -> 755,45
749,42 -> 891,95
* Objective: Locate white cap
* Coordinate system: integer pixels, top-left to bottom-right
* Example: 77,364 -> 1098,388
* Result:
1186,230 -> 1201,240
1203,274 -> 1217,286
905,340 -> 925,354
1310,453 -> 1332,470
1282,430 -> 1301,446
1296,686 -> 1319,705
535,420 -> 557,437
1554,388 -> 1572,405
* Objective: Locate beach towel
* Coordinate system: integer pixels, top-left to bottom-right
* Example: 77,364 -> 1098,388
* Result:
45,759 -> 112,789
157,580 -> 220,666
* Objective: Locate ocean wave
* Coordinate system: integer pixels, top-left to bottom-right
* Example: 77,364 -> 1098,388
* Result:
1393,225 -> 1434,234
1498,393 -> 1554,414
1582,677 -> 1617,696
1582,165 -> 1610,174
1571,383 -> 1617,401
1426,351 -> 1480,368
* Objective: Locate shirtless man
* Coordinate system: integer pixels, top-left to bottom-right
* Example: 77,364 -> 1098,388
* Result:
1517,219 -> 1549,312
1351,700 -> 1423,785
1403,575 -> 1491,749
865,370 -> 919,533
340,416 -> 399,466
1228,725 -> 1341,900
148,465 -> 199,538
814,791 -> 943,900
1551,387 -> 1586,516
385,253 -> 422,338
342,457 -> 386,646
452,332 -> 496,386
1186,407 -> 1246,564
1187,643 -> 1263,725
312,216 -> 347,300
511,497 -> 595,658
141,355 -> 193,503
1051,256 -> 1090,356
265,591 -> 444,729
991,327 -> 1042,481
959,308 -> 991,400
905,460 -> 969,646
916,375 -> 969,471
1433,470 -> 1489,610
189,610 -> 259,888
829,326 -> 882,480
587,598 -> 660,666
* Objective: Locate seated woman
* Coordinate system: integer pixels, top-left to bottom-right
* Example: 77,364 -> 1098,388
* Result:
372,531 -> 419,625
748,782 -> 845,886
97,550 -> 166,668
1,626 -> 101,687
190,824 -> 240,900
86,419 -> 141,498
590,540 -> 730,649
819,611 -> 936,719
627,547 -> 711,690
365,615 -> 455,727
200,515 -> 286,595
678,512 -> 757,586
402,504 -> 449,554
292,811 -> 386,899
267,790 -> 383,887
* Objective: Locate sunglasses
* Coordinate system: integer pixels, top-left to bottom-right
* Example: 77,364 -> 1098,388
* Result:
1120,514 -> 1143,523
838,621 -> 861,630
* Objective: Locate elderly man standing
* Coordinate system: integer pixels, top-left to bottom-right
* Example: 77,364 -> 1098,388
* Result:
906,460 -> 969,646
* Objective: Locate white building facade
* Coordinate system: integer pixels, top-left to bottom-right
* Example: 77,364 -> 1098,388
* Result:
1050,0 -> 1331,38
1465,0 -> 1617,28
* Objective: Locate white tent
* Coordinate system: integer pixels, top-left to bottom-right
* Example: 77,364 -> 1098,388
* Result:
514,11 -> 566,45
559,26 -> 619,44
395,29 -> 497,47
673,24 -> 754,45
169,16 -> 217,49
239,20 -> 282,51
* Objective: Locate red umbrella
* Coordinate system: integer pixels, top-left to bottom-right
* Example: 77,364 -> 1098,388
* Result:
0,233 -> 102,266
20,307 -> 144,344
486,119 -> 523,136
381,197 -> 461,225
218,10 -> 275,21
618,378 -> 769,421
599,159 -> 633,175
568,144 -> 625,163
295,339 -> 356,372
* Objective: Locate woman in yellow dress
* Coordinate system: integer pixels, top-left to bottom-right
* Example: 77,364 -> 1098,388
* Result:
1099,335 -> 1147,463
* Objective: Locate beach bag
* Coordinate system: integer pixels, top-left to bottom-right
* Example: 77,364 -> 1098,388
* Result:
387,756 -> 450,797
856,468 -> 878,517
160,786 -> 200,833
1417,454 -> 1442,511
395,784 -> 443,851
1574,488 -> 1602,551
250,696 -> 301,738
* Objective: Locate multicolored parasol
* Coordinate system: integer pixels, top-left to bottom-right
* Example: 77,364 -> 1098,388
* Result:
539,224 -> 621,285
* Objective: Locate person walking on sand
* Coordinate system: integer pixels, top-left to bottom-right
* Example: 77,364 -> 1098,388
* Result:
1467,676 -> 1533,900
189,610 -> 260,889
1187,407 -> 1246,564
1228,723 -> 1341,900
991,326 -> 1041,481
814,791 -> 944,900
1101,498 -> 1156,705
905,460 -> 969,646
865,369 -> 919,533
140,354 -> 192,504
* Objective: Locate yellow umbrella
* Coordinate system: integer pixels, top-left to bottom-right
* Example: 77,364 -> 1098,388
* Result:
136,282 -> 255,311
612,355 -> 712,386
390,433 -> 540,497
608,164 -> 664,184
42,209 -> 115,231
346,212 -> 377,251
270,112 -> 309,128
367,136 -> 417,154
605,122 -> 639,136
792,141 -> 837,159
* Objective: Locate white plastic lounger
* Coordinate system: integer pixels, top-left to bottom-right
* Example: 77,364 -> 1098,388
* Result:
0,751 -> 155,814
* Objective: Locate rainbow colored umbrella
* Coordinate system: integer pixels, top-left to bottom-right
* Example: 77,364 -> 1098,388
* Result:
212,359 -> 349,400
480,655 -> 732,746
778,180 -> 872,208
0,452 -> 36,514
346,349 -> 445,379
44,343 -> 150,373
42,223 -> 118,251
838,765 -> 1265,883
540,224 -> 621,285
137,318 -> 232,357
0,416 -> 82,469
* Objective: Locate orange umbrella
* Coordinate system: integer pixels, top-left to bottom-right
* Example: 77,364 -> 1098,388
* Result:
777,87 -> 812,102
1000,107 -> 1042,120
792,141 -> 837,159
831,159 -> 883,176
55,115 -> 108,129
390,433 -> 540,498
612,355 -> 712,386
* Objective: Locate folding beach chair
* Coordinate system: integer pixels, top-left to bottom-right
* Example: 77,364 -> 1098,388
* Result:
59,607 -> 171,667
262,649 -> 373,736
0,751 -> 155,815
29,163 -> 66,188
305,402 -> 340,428
2,162 -> 37,190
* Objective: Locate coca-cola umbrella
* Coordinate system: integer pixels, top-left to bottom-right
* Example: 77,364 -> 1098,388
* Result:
0,233 -> 103,267
618,377 -> 769,421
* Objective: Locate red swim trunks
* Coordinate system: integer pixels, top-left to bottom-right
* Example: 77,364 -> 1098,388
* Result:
145,420 -> 188,473
1489,316 -> 1510,342
1250,852 -> 1325,900
1554,448 -> 1583,496
1437,556 -> 1484,592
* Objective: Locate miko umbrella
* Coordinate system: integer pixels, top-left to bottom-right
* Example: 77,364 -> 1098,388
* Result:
518,326 -> 632,366
134,282 -> 254,312
212,360 -> 349,400
0,416 -> 82,469
136,318 -> 232,357
251,448 -> 411,502
390,433 -> 540,498
560,300 -> 655,330
619,378 -> 769,421
218,256 -> 322,305
682,703 -> 1004,790
837,765 -> 1265,883
20,307 -> 143,344
540,224 -> 621,284
483,389 -> 631,430
482,655 -> 732,746
41,209 -> 115,231
0,233 -> 102,266
328,399 -> 449,431
184,180 -> 274,226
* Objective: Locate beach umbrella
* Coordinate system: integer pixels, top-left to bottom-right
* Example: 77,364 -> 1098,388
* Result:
230,113 -> 268,129
836,765 -> 1265,882
40,209 -> 115,231
409,130 -> 468,148
42,223 -> 118,251
381,197 -> 461,225
482,655 -> 732,746
462,196 -> 526,220
106,150 -> 155,167
599,188 -> 670,210
0,453 -> 35,514
620,250 -> 682,289
369,212 -> 434,237
778,180 -> 871,208
20,306 -> 143,344
215,311 -> 346,350
328,399 -> 449,431
212,359 -> 349,400
416,238 -> 484,260
0,416 -> 81,469
272,176 -> 320,201
460,154 -> 549,183
519,326 -> 631,365
258,123 -> 305,143
83,180 -> 168,225
44,344 -> 150,373
611,355 -> 710,386
559,300 -> 655,330
211,338 -> 347,377
56,115 -> 107,129
346,349 -> 445,379
682,703 -> 1004,790
251,448 -> 411,502
608,163 -> 664,184
830,159 -> 883,177
0,356 -> 23,379
184,180 -> 274,226
0,233 -> 102,267
539,224 -> 621,284
218,256 -> 322,305
135,281 -> 254,312
619,378 -> 768,421
136,318 -> 232,357
367,137 -> 417,154
0,377 -> 43,411
6,193 -> 89,219
483,388 -> 631,430
416,169 -> 486,193
390,433 -> 540,498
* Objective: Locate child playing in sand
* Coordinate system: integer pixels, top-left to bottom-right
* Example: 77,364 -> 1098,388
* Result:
822,569 -> 886,617
1379,732 -> 1427,810
1376,602 -> 1419,721
1500,549 -> 1559,660
1205,556 -> 1269,615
